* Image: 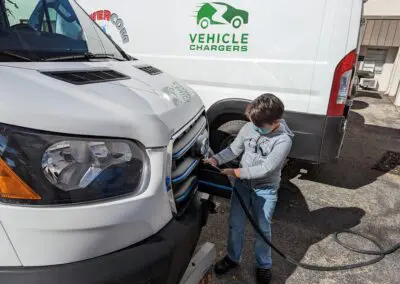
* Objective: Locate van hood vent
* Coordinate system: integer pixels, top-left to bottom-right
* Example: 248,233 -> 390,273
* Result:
135,65 -> 163,76
41,69 -> 130,85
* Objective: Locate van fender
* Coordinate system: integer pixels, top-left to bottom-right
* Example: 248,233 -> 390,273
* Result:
206,98 -> 251,130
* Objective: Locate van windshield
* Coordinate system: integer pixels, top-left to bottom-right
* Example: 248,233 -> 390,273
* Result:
0,0 -> 128,61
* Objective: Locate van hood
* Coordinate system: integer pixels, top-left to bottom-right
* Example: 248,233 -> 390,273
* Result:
0,60 -> 204,147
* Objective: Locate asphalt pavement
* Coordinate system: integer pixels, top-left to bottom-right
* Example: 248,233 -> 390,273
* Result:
198,92 -> 400,284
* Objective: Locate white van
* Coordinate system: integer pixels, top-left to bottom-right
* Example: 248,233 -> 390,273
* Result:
79,0 -> 363,173
0,0 -> 214,283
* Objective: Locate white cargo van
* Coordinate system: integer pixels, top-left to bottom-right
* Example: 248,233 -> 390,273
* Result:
79,0 -> 363,177
0,0 -> 215,283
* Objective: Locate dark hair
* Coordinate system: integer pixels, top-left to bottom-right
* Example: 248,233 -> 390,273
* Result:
245,93 -> 284,127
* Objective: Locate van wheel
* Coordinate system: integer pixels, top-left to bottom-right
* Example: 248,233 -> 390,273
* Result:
210,120 -> 247,168
200,18 -> 210,29
231,16 -> 243,29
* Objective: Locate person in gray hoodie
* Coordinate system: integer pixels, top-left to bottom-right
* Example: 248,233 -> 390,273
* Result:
204,93 -> 294,284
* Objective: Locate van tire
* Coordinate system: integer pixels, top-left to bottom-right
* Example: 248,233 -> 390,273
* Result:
210,120 -> 247,167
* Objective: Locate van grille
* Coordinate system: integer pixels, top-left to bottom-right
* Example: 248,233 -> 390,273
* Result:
42,69 -> 130,85
171,115 -> 207,210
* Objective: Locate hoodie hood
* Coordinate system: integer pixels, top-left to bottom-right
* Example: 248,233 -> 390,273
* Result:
274,119 -> 294,139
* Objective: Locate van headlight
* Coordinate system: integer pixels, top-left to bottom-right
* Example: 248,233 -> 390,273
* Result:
0,124 -> 149,205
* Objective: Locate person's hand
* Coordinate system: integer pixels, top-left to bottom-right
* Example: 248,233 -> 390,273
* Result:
221,168 -> 240,178
203,157 -> 218,167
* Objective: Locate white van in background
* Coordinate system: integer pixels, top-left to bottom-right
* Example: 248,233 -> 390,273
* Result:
79,0 -> 364,188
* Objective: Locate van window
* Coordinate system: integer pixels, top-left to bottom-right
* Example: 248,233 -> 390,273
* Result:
0,0 -> 127,61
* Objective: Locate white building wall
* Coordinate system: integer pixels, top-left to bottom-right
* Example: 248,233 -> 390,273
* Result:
380,47 -> 397,92
364,0 -> 400,17
395,83 -> 400,105
386,51 -> 400,96
388,51 -> 400,105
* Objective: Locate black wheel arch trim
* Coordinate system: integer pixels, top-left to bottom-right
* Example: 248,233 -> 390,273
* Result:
206,98 -> 251,129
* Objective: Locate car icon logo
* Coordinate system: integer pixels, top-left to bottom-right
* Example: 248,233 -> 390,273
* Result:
195,2 -> 249,29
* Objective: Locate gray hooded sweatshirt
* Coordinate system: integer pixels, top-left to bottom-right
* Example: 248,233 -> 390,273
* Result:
212,120 -> 294,188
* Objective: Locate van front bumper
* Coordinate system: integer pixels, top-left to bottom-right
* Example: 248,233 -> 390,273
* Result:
0,194 -> 209,284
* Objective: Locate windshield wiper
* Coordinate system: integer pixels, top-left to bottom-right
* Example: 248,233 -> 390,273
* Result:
85,52 -> 126,61
0,51 -> 32,62
45,52 -> 125,62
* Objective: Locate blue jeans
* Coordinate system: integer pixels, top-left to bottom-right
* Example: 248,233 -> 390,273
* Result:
227,180 -> 278,269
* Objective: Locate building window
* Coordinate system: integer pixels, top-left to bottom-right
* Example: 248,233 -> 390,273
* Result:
363,48 -> 388,74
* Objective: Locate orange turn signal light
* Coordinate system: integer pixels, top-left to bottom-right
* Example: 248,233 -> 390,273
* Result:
0,158 -> 41,200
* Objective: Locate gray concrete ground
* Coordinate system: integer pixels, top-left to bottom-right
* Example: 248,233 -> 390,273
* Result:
198,92 -> 400,284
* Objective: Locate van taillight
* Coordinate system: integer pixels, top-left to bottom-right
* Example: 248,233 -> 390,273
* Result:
327,50 -> 357,116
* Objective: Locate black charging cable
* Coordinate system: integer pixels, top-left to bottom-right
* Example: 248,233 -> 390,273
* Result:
233,187 -> 400,271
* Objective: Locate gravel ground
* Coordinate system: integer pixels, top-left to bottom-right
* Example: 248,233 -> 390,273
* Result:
198,92 -> 400,284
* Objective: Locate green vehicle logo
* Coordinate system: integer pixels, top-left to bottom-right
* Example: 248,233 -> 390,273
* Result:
195,2 -> 249,29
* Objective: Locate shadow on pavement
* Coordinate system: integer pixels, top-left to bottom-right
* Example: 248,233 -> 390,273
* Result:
206,181 -> 365,284
299,109 -> 400,190
351,99 -> 369,110
267,181 -> 365,283
354,91 -> 383,99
